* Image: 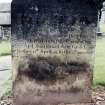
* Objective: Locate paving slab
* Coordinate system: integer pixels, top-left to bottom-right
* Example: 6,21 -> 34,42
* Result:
0,56 -> 12,98
0,56 -> 11,71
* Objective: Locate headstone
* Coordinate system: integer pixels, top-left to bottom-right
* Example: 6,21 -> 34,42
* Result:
101,2 -> 105,24
0,3 -> 11,25
100,2 -> 105,33
11,0 -> 98,105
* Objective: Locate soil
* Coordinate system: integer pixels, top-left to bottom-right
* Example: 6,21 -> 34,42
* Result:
0,86 -> 105,105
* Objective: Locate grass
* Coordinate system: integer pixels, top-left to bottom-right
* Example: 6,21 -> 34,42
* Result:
0,41 -> 11,56
93,36 -> 105,86
100,24 -> 105,33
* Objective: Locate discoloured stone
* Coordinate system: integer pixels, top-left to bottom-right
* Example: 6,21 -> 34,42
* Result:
11,0 -> 99,105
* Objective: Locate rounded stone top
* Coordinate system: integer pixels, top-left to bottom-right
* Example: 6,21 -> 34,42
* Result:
101,1 -> 105,11
103,2 -> 105,7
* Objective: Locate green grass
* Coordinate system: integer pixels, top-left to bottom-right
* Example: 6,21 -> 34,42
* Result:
93,37 -> 105,86
0,41 -> 11,56
100,24 -> 105,33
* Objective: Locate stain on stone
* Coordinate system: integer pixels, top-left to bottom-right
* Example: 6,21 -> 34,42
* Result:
69,86 -> 82,93
16,56 -> 91,84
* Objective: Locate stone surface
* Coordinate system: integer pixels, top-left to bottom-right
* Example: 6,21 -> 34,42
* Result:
0,56 -> 11,71
1,87 -> 105,105
0,3 -> 11,25
11,0 -> 98,105
0,56 -> 11,98
0,3 -> 11,12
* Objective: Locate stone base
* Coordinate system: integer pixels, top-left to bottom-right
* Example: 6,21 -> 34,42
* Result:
14,91 -> 92,105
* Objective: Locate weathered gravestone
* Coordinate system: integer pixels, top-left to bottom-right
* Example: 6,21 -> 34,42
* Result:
11,0 -> 99,105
